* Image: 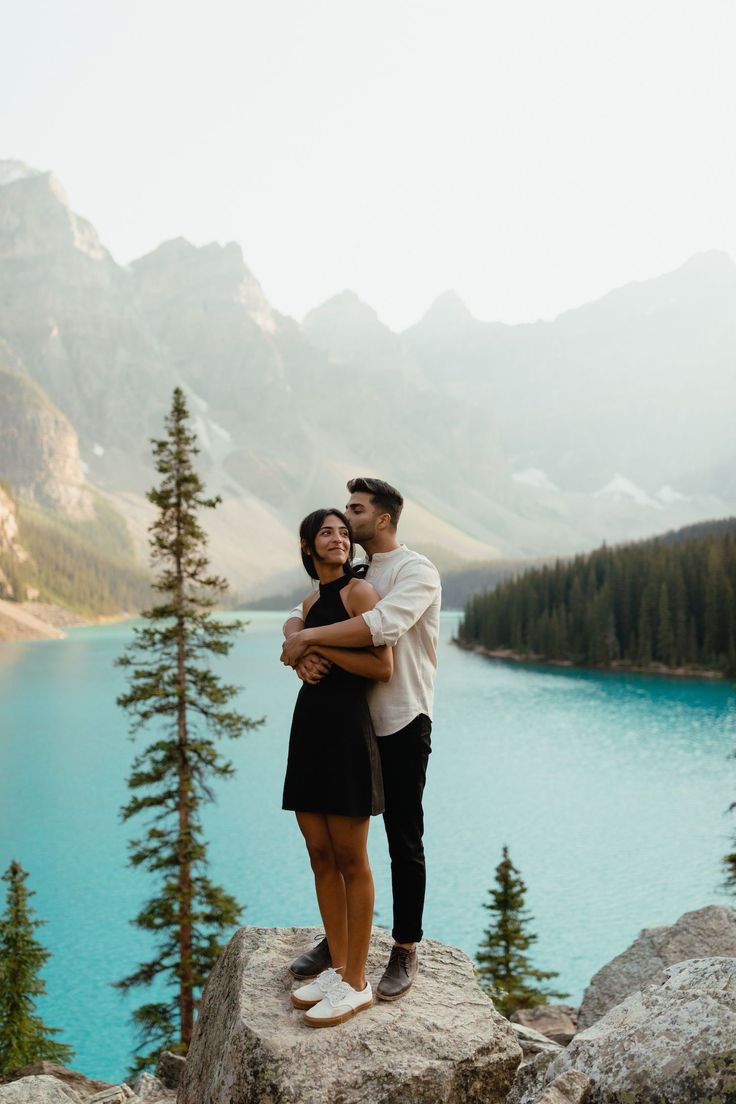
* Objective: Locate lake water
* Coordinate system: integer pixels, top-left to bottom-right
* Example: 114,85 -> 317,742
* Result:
1,611 -> 735,1081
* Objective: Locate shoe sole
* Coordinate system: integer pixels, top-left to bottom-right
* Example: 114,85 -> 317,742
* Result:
291,994 -> 321,1009
304,999 -> 373,1028
376,979 -> 416,1002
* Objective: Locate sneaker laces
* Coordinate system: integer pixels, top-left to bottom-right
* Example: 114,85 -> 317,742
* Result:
316,967 -> 343,994
324,980 -> 353,1007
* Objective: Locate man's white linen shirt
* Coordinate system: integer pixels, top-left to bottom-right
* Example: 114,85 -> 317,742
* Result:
287,545 -> 441,737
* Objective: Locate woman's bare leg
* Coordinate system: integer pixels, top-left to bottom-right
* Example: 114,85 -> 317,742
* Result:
296,811 -> 347,969
326,815 -> 373,991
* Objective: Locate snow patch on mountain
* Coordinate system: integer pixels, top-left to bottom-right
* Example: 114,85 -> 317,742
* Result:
512,467 -> 560,492
593,473 -> 662,509
655,484 -> 688,504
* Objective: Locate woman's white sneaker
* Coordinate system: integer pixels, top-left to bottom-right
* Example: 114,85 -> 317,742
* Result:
290,967 -> 343,1009
304,980 -> 373,1027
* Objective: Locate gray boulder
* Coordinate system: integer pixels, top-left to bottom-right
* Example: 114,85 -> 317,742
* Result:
536,1071 -> 592,1103
0,1076 -> 83,1103
510,1022 -> 565,1063
154,1053 -> 184,1091
511,1005 -> 579,1046
177,925 -> 521,1104
519,956 -> 736,1103
87,1087 -> 136,1103
132,1073 -> 175,1101
578,903 -> 736,1028
0,1064 -> 109,1099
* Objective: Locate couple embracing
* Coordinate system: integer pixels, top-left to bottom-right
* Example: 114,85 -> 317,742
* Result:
280,477 -> 441,1028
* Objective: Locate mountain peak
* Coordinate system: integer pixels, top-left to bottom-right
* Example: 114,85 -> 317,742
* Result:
0,160 -> 43,188
0,164 -> 108,262
417,290 -> 474,329
131,237 -> 274,331
304,289 -> 383,328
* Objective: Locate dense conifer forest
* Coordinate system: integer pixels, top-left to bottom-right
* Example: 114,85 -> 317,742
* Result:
458,519 -> 736,677
1,495 -> 152,616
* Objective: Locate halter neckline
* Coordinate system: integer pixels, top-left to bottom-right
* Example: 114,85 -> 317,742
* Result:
318,573 -> 352,594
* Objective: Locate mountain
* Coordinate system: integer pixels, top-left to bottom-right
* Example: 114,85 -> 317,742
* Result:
0,354 -> 93,518
0,482 -> 28,600
403,251 -> 736,495
1,158 -> 735,605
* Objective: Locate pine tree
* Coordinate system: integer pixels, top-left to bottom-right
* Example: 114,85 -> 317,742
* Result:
475,846 -> 568,1018
114,388 -> 263,1076
0,861 -> 74,1072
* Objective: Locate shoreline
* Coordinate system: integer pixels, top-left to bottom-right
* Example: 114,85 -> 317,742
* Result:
453,638 -> 729,681
0,601 -> 138,643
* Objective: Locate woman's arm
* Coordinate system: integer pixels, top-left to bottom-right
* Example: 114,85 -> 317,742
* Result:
307,579 -> 393,682
308,641 -> 393,682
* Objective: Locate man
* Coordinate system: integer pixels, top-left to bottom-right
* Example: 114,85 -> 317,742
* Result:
281,477 -> 441,1000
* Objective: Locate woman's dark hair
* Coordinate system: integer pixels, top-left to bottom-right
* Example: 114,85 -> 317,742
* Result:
299,508 -> 355,580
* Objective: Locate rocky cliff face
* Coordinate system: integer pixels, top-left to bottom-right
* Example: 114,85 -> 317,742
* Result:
0,162 -> 177,492
0,482 -> 28,598
0,356 -> 93,518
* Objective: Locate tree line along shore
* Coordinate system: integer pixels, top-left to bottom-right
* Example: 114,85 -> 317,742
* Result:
458,521 -> 736,680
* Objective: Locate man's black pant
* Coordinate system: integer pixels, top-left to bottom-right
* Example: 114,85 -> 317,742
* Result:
377,713 -> 432,945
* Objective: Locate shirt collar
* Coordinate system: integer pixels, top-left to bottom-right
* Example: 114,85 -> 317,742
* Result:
368,544 -> 407,563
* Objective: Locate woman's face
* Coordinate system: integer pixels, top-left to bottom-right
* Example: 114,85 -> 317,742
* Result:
310,514 -> 351,568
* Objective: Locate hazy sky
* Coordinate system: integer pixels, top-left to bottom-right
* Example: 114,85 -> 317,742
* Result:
3,0 -> 736,329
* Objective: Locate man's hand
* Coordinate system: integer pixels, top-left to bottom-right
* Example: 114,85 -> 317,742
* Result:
295,654 -> 332,685
281,629 -> 312,667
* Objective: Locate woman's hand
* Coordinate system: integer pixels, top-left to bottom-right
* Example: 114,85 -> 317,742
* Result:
296,654 -> 332,685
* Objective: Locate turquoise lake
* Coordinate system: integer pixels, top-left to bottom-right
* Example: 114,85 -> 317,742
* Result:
1,611 -> 735,1081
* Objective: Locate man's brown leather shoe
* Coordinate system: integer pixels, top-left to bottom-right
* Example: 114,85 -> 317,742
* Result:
376,945 -> 418,1001
289,936 -> 331,980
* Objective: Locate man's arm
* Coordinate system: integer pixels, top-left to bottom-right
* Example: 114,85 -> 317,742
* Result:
281,612 -> 373,665
281,561 -> 440,665
282,600 -> 332,683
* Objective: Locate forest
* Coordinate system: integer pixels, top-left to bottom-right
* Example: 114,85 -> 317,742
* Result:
458,521 -> 736,677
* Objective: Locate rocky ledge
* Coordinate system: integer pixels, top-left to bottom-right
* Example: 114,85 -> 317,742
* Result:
178,925 -> 522,1104
511,956 -> 736,1104
0,1053 -> 181,1104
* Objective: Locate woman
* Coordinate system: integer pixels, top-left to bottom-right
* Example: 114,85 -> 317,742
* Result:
282,507 -> 392,1027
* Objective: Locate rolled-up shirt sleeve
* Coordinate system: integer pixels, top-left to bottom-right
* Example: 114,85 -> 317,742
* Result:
361,562 -> 441,647
283,603 -> 304,634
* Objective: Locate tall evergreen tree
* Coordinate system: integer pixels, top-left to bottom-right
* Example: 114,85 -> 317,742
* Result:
0,861 -> 74,1072
114,387 -> 262,1075
475,846 -> 568,1018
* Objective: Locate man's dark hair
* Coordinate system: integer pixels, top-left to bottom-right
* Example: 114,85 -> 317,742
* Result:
346,477 -> 404,530
299,508 -> 355,580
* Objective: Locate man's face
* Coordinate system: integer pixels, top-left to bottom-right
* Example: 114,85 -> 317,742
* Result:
345,492 -> 382,544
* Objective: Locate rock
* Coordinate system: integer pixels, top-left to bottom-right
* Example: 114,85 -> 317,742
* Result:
521,957 -> 736,1104
509,1021 -> 565,1060
87,1087 -> 136,1103
178,925 -> 522,1104
578,903 -> 736,1028
536,1070 -> 592,1103
507,1051 -> 560,1104
511,1005 -> 579,1046
0,1075 -> 84,1103
0,1064 -> 111,1099
132,1072 -> 175,1101
153,1052 -> 184,1090
0,363 -> 94,519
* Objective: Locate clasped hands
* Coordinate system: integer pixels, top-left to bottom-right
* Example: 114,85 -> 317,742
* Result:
281,629 -> 332,685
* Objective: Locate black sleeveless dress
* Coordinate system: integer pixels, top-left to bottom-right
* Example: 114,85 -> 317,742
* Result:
282,574 -> 384,817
